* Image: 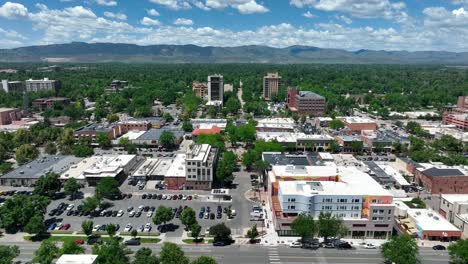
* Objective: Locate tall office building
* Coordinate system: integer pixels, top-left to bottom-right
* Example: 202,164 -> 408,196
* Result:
25,78 -> 60,92
1,80 -> 24,93
263,72 -> 282,100
207,75 -> 223,106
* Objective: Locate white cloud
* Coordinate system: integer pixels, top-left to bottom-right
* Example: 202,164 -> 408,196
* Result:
302,11 -> 315,18
147,9 -> 160,16
290,0 -> 406,19
0,2 -> 28,19
95,0 -> 118,6
149,0 -> 268,13
174,18 -> 194,25
337,15 -> 353,24
0,27 -> 26,40
103,11 -> 127,20
423,7 -> 468,28
149,0 -> 191,10
447,0 -> 468,4
141,17 -> 161,26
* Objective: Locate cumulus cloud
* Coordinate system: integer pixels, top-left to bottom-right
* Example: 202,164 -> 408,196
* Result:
0,2 -> 28,19
302,11 -> 315,18
95,0 -> 117,6
337,15 -> 353,24
290,0 -> 406,19
150,0 -> 268,14
147,8 -> 160,16
103,11 -> 127,20
141,17 -> 161,26
423,7 -> 468,28
174,18 -> 194,25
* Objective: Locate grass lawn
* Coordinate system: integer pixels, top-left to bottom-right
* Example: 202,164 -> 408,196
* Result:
50,230 -> 74,235
139,238 -> 161,244
182,238 -> 205,244
120,232 -> 160,237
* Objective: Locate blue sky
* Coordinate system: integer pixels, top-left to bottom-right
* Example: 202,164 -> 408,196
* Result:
0,0 -> 467,51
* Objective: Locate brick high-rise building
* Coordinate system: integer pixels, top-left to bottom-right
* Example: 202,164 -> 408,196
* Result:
287,87 -> 326,116
263,73 -> 282,100
192,81 -> 208,100
443,96 -> 468,130
0,108 -> 22,125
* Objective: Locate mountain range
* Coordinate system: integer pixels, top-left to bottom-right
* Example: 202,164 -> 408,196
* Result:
0,42 -> 467,64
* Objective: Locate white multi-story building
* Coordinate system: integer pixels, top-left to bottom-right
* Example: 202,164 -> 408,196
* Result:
274,166 -> 394,238
185,144 -> 218,190
207,75 -> 223,106
1,80 -> 24,93
25,78 -> 60,92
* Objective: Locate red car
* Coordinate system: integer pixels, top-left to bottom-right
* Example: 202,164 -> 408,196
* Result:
187,196 -> 192,200
60,224 -> 71,230
172,194 -> 178,200
74,239 -> 84,245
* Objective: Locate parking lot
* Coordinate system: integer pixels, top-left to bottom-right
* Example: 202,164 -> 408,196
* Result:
44,188 -> 239,237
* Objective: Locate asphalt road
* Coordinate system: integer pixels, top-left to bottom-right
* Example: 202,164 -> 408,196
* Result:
6,241 -> 450,264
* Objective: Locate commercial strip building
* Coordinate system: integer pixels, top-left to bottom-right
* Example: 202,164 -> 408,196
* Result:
394,199 -> 461,241
256,118 -> 295,133
257,132 -> 334,151
191,119 -> 227,130
409,163 -> 468,194
337,116 -> 377,132
1,155 -> 83,186
0,108 -> 22,125
74,123 -> 125,144
207,74 -> 223,106
132,128 -> 185,147
271,165 -> 395,239
287,87 -> 326,116
263,72 -> 282,100
25,78 -> 60,92
130,158 -> 172,181
60,155 -> 138,186
439,194 -> 468,238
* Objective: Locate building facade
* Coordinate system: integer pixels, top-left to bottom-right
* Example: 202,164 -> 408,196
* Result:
192,81 -> 208,99
414,165 -> 468,194
32,97 -> 70,111
263,73 -> 282,100
208,75 -> 223,105
1,80 -> 24,93
74,123 -> 124,144
337,117 -> 377,132
0,108 -> 22,125
25,78 -> 60,92
185,144 -> 218,190
287,87 -> 326,116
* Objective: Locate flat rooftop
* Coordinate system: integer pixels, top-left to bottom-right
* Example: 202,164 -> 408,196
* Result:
341,116 -> 376,124
136,128 -> 184,141
441,194 -> 468,204
61,156 -> 99,180
165,154 -> 186,178
262,152 -> 311,166
2,155 -> 82,179
56,254 -> 98,264
279,166 -> 391,197
257,132 -> 333,143
272,164 -> 338,178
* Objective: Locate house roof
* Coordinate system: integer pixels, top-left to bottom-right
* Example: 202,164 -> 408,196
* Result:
192,125 -> 221,136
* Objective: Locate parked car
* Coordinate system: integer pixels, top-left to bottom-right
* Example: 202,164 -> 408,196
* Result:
147,211 -> 153,217
432,245 -> 446,250
74,239 -> 84,245
137,224 -> 144,232
125,239 -> 141,246
124,223 -> 132,232
364,243 -> 377,249
48,223 -> 57,230
144,223 -> 152,232
87,237 -> 103,245
213,241 -> 226,247
290,241 -> 302,248
135,211 -> 142,217
117,210 -> 124,217
60,224 -> 71,230
127,206 -> 133,212
129,211 -> 136,217
92,225 -> 101,232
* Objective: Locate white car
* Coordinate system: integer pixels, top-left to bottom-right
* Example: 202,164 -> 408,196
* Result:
290,241 -> 302,248
117,210 -> 124,217
147,211 -> 153,217
364,243 -> 377,249
167,195 -> 172,200
55,222 -> 63,230
138,205 -> 144,211
144,223 -> 152,232
162,194 -> 167,200
129,211 -> 136,217
137,224 -> 144,232
182,195 -> 187,200
124,223 -> 132,232
66,204 -> 74,211
231,209 -> 237,216
92,225 -> 101,232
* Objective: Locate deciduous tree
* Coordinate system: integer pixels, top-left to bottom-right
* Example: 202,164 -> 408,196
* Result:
382,235 -> 420,264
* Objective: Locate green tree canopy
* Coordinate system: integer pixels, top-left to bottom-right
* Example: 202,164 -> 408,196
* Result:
153,206 -> 174,227
247,224 -> 259,243
317,212 -> 347,241
382,235 -> 420,264
92,238 -> 129,264
291,213 -> 316,243
180,207 -> 197,229
81,220 -> 94,237
0,194 -> 50,233
73,144 -> 94,157
81,196 -> 100,213
209,223 -> 231,243
96,132 -> 111,149
58,240 -> 85,256
191,256 -> 218,264
448,239 -> 468,264
15,144 -> 39,165
159,242 -> 189,264
182,120 -> 193,132
63,178 -> 82,199
33,240 -> 58,264
191,223 -> 202,241
133,247 -> 160,264
160,131 -> 176,149
34,172 -> 62,197
95,178 -> 121,200
0,245 -> 20,264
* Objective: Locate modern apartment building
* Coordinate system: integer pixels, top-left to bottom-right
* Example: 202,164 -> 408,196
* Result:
272,166 -> 394,239
287,87 -> 326,116
192,81 -> 208,99
185,144 -> 218,190
207,75 -> 223,106
1,80 -> 24,93
263,73 -> 282,100
25,78 -> 60,92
